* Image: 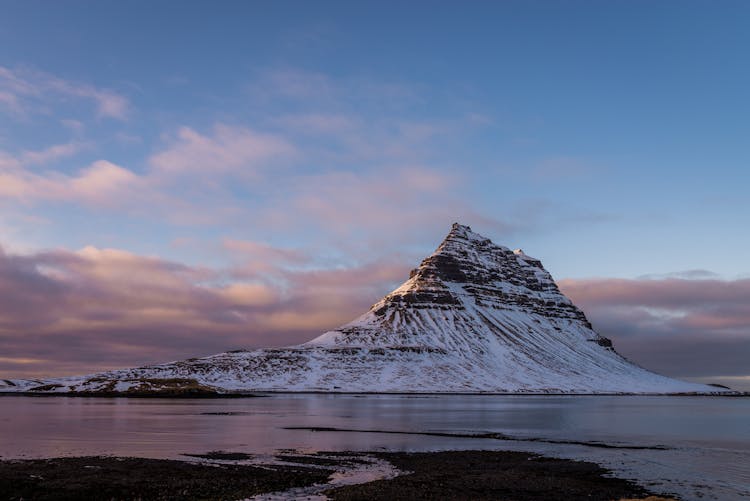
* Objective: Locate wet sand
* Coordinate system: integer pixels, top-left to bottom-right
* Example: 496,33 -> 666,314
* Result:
0,450 -> 677,500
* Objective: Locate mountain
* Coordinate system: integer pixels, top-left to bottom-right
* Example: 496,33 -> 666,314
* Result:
1,224 -> 729,395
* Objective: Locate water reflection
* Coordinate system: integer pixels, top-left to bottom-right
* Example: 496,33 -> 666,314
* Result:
1,395 -> 748,500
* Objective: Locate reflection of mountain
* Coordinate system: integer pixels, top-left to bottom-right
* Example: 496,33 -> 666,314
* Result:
3,224 -> 728,395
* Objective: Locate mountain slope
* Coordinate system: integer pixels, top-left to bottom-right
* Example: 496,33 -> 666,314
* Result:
2,224 -> 728,394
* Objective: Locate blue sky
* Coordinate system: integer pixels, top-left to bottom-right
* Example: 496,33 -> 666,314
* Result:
1,1 -> 749,388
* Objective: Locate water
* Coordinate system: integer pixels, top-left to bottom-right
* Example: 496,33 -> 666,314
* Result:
1,395 -> 748,500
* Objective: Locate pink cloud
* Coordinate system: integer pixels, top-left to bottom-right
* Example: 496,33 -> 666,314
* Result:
223,239 -> 308,263
0,159 -> 143,207
0,66 -> 501,236
3,239 -> 748,390
0,151 -> 22,171
68,161 -> 142,205
149,124 -> 295,177
0,90 -> 22,114
0,65 -> 130,119
0,243 -> 407,379
223,239 -> 310,276
558,276 -> 750,385
559,277 -> 750,314
254,166 -> 516,253
279,167 -> 457,230
20,142 -> 89,166
1,123 -> 294,219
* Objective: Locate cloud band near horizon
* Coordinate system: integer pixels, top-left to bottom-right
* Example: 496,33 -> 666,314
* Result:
1,243 -> 748,390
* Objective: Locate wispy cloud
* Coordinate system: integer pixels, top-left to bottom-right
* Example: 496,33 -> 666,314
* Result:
149,124 -> 295,177
0,122 -> 296,212
0,66 -> 501,238
247,67 -> 424,117
20,142 -> 89,166
0,65 -> 130,120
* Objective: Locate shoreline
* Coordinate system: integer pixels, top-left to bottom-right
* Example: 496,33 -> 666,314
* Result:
1,390 -> 746,397
0,450 -> 677,500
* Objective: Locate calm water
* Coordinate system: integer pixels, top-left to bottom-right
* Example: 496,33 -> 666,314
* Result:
1,395 -> 748,500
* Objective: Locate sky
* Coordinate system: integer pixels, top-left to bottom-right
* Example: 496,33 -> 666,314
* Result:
1,1 -> 749,390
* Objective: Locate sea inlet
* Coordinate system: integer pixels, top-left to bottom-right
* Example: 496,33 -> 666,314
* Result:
1,394 -> 748,500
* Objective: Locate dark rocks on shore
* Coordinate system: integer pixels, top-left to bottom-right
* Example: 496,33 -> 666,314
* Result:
0,456 -> 329,501
0,450 -> 677,501
325,450 -> 676,501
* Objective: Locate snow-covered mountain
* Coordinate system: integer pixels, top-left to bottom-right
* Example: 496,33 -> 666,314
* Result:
1,224 -> 730,395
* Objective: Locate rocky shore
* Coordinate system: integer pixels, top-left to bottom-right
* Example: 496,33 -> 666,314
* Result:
0,450 -> 676,500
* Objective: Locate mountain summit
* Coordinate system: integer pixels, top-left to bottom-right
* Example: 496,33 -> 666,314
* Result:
2,223 -> 728,394
307,223 -> 597,350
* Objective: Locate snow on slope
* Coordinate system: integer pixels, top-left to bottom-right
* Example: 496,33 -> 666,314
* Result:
1,223 -> 730,394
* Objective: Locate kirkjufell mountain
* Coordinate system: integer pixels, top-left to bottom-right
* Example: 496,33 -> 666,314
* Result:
2,224 -> 729,395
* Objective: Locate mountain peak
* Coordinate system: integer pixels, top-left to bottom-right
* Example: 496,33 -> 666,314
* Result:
307,222 -> 592,350
443,222 -> 486,244
434,223 -> 500,261
5,221 -> 727,395
449,221 -> 472,235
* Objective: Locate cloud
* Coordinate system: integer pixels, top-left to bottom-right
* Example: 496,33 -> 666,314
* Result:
223,239 -> 308,264
0,65 -> 130,119
559,276 -> 750,388
559,277 -> 750,322
0,141 -> 87,179
260,161 -> 526,252
0,123 -> 293,217
246,68 -> 424,120
0,152 -> 21,172
0,66 -> 500,236
67,161 -> 143,206
0,90 -> 22,114
0,159 -> 143,207
249,164 -> 519,255
636,269 -> 721,280
4,235 -> 748,391
284,167 -> 455,228
133,112 -> 507,236
0,243 -> 408,378
20,142 -> 88,166
223,239 -> 310,276
60,119 -> 85,133
149,124 -> 296,176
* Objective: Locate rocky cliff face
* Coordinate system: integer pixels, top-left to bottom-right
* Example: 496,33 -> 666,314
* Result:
1,224 -> 729,395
